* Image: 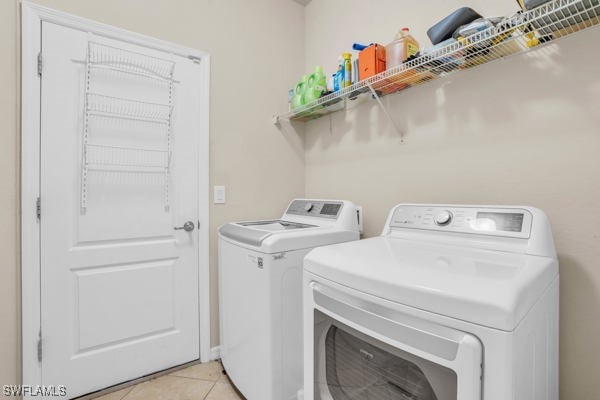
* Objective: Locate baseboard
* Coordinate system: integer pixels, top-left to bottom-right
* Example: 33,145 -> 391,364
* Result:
210,346 -> 221,361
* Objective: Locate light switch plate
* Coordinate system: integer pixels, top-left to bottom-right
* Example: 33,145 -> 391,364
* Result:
214,185 -> 226,204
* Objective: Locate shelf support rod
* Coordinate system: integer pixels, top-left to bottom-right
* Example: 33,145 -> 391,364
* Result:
366,82 -> 404,141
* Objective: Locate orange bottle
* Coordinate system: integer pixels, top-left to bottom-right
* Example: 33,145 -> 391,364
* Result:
385,27 -> 420,69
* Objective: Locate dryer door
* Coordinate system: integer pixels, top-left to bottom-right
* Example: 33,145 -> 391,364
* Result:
310,281 -> 482,400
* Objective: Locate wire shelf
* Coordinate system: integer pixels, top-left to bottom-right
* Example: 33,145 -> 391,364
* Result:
81,42 -> 175,210
86,93 -> 172,124
278,0 -> 600,122
87,42 -> 175,82
85,143 -> 169,171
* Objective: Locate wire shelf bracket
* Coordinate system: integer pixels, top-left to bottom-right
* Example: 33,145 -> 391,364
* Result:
366,82 -> 404,140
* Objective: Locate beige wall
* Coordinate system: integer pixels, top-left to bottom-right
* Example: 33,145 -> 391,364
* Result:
0,0 -> 305,386
304,0 -> 600,398
0,0 -> 20,389
3,0 -> 599,397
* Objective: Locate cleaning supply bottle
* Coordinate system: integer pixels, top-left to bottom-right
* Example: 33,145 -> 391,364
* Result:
385,27 -> 420,69
305,66 -> 327,104
311,65 -> 327,90
334,57 -> 343,92
342,53 -> 352,88
292,74 -> 309,110
327,74 -> 335,92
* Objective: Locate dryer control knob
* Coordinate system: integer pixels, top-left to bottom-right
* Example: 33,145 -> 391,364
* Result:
434,210 -> 453,226
304,203 -> 314,212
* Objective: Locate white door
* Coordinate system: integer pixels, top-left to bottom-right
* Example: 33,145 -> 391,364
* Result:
40,22 -> 203,398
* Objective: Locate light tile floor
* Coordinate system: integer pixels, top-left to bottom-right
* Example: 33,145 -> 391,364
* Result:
95,361 -> 245,400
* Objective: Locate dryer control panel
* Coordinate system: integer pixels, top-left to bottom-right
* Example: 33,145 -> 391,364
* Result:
286,200 -> 344,219
389,205 -> 533,239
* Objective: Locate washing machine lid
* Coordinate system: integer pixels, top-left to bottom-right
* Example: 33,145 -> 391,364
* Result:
304,236 -> 558,331
219,219 -> 359,253
238,219 -> 317,231
219,220 -> 316,247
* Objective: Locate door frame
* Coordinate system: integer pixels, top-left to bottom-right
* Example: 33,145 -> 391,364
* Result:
21,1 -> 211,390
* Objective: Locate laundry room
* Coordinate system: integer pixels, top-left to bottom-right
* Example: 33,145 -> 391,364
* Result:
0,0 -> 599,400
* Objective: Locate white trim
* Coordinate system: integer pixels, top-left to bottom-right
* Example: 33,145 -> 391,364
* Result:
198,55 -> 211,363
210,346 -> 221,362
21,1 -> 211,391
21,1 -> 43,388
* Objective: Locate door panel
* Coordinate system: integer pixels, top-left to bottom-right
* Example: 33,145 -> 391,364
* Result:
40,21 -> 202,398
76,260 -> 176,350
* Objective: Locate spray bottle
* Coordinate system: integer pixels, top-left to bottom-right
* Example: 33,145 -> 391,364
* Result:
333,57 -> 343,92
342,53 -> 352,88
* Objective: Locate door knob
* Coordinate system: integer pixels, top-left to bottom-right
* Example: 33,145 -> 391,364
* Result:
174,221 -> 195,232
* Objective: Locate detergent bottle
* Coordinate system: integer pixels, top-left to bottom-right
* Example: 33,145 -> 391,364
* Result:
305,66 -> 327,104
292,74 -> 309,110
311,65 -> 327,90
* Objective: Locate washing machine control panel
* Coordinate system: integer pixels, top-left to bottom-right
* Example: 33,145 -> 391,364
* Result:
286,200 -> 343,219
390,205 -> 533,238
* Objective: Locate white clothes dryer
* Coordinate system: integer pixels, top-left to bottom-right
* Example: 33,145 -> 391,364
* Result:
218,199 -> 362,400
303,204 -> 558,400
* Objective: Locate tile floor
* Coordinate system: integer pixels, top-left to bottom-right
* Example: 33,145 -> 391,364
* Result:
95,361 -> 245,400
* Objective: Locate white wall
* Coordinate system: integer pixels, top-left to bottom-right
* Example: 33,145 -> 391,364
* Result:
0,0 -> 305,386
303,0 -> 600,398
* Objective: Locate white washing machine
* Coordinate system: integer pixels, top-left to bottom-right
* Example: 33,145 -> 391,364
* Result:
218,199 -> 362,400
303,204 -> 559,400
